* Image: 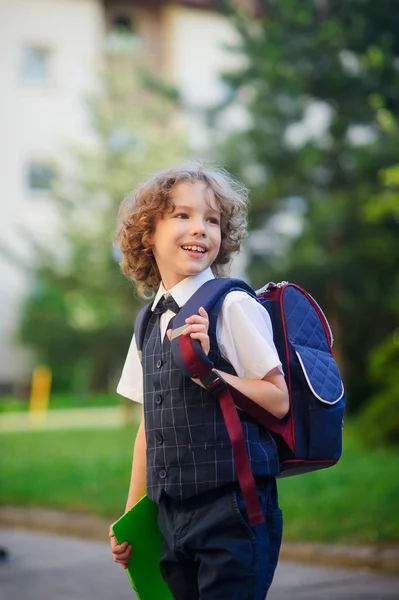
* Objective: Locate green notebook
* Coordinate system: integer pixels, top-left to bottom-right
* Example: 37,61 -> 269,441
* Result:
112,495 -> 173,600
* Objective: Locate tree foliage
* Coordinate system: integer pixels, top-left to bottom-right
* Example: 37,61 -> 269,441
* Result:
18,49 -> 186,392
217,0 -> 399,422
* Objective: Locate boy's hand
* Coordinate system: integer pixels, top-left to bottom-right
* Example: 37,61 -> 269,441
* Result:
167,307 -> 210,355
109,526 -> 132,570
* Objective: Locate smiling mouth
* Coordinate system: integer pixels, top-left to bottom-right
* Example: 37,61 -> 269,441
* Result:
181,245 -> 207,254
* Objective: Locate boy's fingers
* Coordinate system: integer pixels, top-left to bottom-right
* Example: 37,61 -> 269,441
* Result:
110,524 -> 132,567
183,321 -> 208,330
190,333 -> 208,342
113,545 -> 132,561
114,557 -> 130,565
113,549 -> 130,559
183,327 -> 208,338
166,328 -> 172,341
114,553 -> 131,562
189,332 -> 210,354
185,316 -> 208,325
113,541 -> 129,554
186,307 -> 209,322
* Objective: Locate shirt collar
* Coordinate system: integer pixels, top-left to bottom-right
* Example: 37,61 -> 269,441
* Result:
151,268 -> 215,312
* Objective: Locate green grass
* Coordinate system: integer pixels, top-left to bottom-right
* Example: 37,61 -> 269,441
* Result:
0,425 -> 139,519
0,392 -> 122,413
278,434 -> 399,544
0,425 -> 398,544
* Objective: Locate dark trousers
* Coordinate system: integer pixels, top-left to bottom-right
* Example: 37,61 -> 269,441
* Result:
157,479 -> 283,600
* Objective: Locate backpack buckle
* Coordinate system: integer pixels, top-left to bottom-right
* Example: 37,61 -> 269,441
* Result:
199,371 -> 227,394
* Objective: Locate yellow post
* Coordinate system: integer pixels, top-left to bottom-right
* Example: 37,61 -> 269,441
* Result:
29,365 -> 52,426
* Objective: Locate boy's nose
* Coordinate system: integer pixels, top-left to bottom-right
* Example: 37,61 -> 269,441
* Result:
190,219 -> 207,236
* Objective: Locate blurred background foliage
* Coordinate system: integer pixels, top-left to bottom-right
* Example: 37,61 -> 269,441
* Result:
15,0 -> 399,447
213,0 -> 399,446
17,50 -> 187,393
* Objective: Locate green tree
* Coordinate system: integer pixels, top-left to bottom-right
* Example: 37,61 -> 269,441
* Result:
355,162 -> 399,445
216,0 -> 399,419
17,49 -> 186,392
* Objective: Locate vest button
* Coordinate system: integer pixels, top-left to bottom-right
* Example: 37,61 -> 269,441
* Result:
155,394 -> 162,405
156,433 -> 164,445
156,359 -> 163,369
159,469 -> 167,479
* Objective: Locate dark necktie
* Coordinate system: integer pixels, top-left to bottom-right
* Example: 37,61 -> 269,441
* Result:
154,294 -> 180,315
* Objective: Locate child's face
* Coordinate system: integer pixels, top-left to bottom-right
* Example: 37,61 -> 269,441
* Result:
149,180 -> 222,290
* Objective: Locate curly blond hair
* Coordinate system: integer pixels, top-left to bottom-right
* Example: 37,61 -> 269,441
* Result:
116,163 -> 248,296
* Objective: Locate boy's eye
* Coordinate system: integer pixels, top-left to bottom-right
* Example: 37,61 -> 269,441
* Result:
173,212 -> 220,224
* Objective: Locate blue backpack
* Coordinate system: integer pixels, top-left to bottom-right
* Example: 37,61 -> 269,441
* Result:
135,278 -> 346,525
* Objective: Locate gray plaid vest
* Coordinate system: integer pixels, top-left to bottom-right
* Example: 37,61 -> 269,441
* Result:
142,306 -> 280,502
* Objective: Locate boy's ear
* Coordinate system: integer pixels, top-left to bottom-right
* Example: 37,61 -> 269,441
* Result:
144,231 -> 154,247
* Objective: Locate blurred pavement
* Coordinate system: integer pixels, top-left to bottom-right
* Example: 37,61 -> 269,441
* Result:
1,528 -> 398,600
0,407 -> 128,432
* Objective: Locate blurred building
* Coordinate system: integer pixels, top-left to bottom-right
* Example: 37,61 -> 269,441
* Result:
0,0 -> 243,392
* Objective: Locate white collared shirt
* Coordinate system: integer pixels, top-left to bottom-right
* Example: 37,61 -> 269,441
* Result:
117,268 -> 283,403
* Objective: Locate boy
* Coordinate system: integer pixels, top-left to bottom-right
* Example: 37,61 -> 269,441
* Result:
110,164 -> 289,599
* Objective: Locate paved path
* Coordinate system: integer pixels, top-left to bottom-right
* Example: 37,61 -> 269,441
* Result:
1,528 -> 398,600
0,406 -> 129,432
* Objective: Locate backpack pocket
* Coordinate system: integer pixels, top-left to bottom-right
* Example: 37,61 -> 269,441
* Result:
292,342 -> 344,461
293,344 -> 344,405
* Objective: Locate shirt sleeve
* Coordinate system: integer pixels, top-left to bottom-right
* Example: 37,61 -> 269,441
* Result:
116,333 -> 143,403
217,291 -> 283,379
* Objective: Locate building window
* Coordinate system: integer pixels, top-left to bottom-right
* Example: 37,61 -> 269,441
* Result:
112,14 -> 134,35
20,46 -> 51,85
27,163 -> 55,192
106,11 -> 140,52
